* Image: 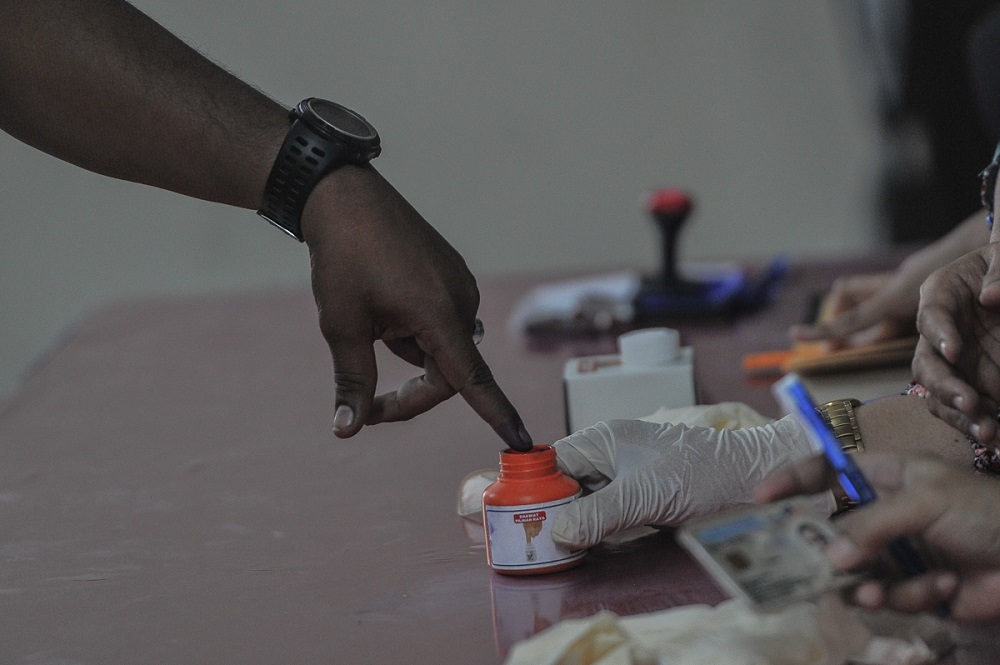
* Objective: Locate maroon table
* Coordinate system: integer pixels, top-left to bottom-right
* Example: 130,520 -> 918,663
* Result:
0,255 -> 908,664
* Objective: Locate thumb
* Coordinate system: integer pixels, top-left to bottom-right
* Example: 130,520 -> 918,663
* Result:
553,422 -> 619,488
790,302 -> 882,345
550,489 -> 616,550
551,478 -> 664,549
327,337 -> 378,438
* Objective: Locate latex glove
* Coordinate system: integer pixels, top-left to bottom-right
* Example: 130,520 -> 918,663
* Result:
550,418 -> 814,549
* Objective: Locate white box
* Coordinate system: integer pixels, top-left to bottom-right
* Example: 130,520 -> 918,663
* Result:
563,328 -> 696,434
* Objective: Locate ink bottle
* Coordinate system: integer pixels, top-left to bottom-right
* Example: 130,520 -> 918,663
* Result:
482,445 -> 586,575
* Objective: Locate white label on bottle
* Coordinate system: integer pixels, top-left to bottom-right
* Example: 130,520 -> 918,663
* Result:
485,495 -> 585,571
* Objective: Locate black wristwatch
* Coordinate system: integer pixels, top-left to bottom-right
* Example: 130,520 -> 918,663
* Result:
258,98 -> 381,241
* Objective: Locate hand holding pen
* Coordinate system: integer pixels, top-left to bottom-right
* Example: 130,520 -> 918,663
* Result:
754,452 -> 1000,621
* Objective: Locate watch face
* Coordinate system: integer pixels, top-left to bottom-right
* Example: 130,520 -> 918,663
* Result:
305,99 -> 378,141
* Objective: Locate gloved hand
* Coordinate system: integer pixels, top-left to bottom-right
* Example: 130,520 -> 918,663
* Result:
550,417 -> 815,549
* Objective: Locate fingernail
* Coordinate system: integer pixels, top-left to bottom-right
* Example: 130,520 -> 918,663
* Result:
498,421 -> 533,451
518,424 -> 533,448
934,572 -> 958,596
854,581 -> 884,609
826,537 -> 862,566
971,422 -> 982,440
333,404 -> 355,433
953,395 -> 964,410
939,339 -> 948,356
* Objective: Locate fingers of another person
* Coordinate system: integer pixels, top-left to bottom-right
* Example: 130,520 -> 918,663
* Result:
947,571 -> 1000,621
911,337 -> 997,442
826,506 -> 940,574
850,572 -> 957,615
751,453 -> 832,504
790,275 -> 884,344
864,570 -> 1000,621
791,273 -> 916,347
755,453 -> 921,557
791,305 -> 888,346
912,334 -> 977,412
915,282 -> 967,367
924,390 -> 998,445
821,274 -> 888,318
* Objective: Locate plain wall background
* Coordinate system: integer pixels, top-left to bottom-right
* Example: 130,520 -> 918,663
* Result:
0,1 -> 884,397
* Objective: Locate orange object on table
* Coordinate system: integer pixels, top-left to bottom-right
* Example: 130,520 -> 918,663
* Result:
742,337 -> 918,377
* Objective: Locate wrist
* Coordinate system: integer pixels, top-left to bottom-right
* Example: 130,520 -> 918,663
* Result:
854,395 -> 971,467
299,163 -> 379,246
246,108 -> 293,206
257,99 -> 381,241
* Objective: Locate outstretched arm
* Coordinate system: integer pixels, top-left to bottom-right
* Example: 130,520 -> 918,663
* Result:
0,0 -> 532,449
791,210 -> 990,348
0,0 -> 285,207
549,393 -> 970,549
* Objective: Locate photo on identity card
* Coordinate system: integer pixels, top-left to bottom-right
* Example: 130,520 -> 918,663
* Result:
678,496 -> 866,610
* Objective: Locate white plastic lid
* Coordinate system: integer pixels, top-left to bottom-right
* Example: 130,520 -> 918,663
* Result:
618,328 -> 680,367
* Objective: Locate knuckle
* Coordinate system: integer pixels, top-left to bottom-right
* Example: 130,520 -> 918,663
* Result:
332,369 -> 371,396
461,357 -> 497,391
442,267 -> 480,316
462,280 -> 481,311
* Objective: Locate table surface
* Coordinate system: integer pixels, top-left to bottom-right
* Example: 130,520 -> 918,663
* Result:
1,255 -> 925,664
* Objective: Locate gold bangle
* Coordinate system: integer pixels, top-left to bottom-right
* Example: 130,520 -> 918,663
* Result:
816,399 -> 863,453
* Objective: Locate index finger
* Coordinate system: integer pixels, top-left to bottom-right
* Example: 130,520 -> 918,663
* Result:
752,454 -> 830,503
790,302 -> 882,346
418,322 -> 532,451
915,278 -> 967,366
753,451 -> 911,505
910,336 -> 983,427
829,485 -> 942,569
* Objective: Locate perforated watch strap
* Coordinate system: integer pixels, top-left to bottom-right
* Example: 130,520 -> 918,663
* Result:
257,120 -> 346,242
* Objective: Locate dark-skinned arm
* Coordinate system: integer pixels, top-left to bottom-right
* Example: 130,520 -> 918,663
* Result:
0,0 -> 532,449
